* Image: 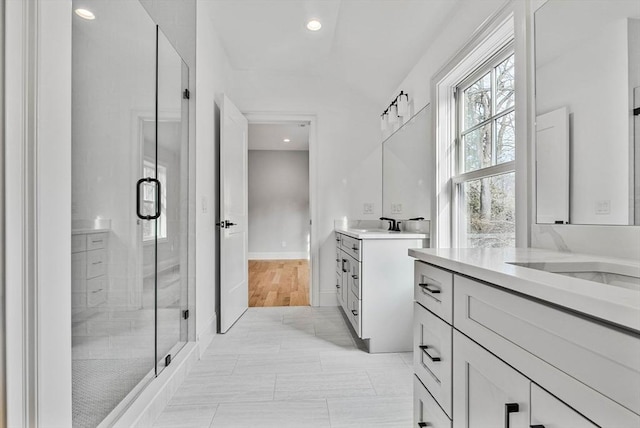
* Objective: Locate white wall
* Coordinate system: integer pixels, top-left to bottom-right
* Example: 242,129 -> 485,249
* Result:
248,150 -> 309,258
229,71 -> 381,305
195,0 -> 233,349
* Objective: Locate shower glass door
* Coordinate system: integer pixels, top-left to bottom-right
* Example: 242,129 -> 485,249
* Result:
72,1 -> 189,426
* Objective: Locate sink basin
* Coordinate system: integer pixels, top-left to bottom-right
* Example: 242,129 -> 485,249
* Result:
507,261 -> 640,291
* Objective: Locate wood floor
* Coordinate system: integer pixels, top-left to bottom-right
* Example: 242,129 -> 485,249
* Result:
249,259 -> 309,307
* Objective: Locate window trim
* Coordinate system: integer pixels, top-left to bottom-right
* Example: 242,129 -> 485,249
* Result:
142,159 -> 168,243
432,9 -> 516,248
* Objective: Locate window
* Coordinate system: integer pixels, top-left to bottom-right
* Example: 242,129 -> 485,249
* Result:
453,48 -> 515,248
142,160 -> 167,242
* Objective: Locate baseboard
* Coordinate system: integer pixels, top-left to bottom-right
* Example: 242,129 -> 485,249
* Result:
248,252 -> 308,260
318,291 -> 339,307
111,342 -> 199,428
197,313 -> 217,358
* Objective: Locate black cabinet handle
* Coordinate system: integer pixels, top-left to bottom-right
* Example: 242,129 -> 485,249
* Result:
136,177 -> 161,220
505,403 -> 519,428
352,245 -> 359,252
530,425 -> 545,428
418,282 -> 441,294
342,259 -> 348,273
417,423 -> 431,428
351,309 -> 358,317
336,284 -> 340,289
419,345 -> 441,362
351,274 -> 358,279
336,237 -> 340,242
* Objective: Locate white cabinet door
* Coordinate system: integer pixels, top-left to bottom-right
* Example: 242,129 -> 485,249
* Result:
530,384 -> 597,428
453,331 -> 529,428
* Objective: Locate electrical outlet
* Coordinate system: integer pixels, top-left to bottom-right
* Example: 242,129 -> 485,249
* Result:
391,203 -> 403,214
595,200 -> 610,215
201,197 -> 208,214
363,203 -> 374,214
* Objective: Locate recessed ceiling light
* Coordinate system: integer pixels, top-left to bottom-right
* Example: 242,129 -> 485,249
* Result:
306,19 -> 322,31
283,138 -> 291,143
75,8 -> 95,20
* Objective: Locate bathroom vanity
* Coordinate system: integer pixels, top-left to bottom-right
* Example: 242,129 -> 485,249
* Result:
410,247 -> 640,427
72,228 -> 110,312
335,225 -> 428,353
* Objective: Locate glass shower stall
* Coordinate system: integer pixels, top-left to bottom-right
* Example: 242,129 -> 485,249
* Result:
71,1 -> 189,426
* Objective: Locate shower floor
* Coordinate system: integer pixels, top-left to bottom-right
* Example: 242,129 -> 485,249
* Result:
72,268 -> 185,427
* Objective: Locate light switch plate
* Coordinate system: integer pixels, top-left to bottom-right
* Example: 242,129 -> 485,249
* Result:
363,203 -> 374,214
595,200 -> 610,215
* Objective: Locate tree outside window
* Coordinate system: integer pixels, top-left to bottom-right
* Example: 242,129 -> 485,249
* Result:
455,50 -> 515,248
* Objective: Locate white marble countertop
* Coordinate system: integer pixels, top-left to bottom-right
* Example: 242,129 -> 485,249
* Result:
336,227 -> 428,240
409,247 -> 640,333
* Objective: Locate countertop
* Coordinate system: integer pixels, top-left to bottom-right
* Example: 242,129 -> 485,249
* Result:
409,247 -> 640,333
72,228 -> 110,234
336,227 -> 428,240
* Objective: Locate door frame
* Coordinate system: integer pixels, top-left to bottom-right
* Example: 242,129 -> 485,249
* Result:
243,112 -> 319,306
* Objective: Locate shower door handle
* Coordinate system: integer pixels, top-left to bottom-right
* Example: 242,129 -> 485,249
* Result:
136,177 -> 161,220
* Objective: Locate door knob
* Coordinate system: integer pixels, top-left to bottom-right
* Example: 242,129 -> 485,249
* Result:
224,220 -> 237,228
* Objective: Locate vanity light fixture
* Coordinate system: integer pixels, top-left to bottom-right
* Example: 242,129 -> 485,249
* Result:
397,91 -> 409,118
283,138 -> 291,143
388,104 -> 399,126
381,91 -> 410,130
74,8 -> 96,20
306,19 -> 322,31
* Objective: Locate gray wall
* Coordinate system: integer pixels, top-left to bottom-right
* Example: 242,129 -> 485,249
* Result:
248,150 -> 309,257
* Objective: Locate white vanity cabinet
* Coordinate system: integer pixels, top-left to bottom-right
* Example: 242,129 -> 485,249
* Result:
72,230 -> 109,311
335,230 -> 426,353
411,256 -> 640,428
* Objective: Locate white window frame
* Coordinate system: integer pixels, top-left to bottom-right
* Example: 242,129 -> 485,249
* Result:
432,10 -> 518,248
143,159 -> 168,243
452,45 -> 516,248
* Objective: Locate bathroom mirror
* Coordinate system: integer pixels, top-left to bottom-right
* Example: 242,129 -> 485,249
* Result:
382,104 -> 432,220
535,0 -> 640,225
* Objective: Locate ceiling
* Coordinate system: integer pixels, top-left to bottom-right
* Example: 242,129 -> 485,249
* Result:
209,0 -> 460,105
248,122 -> 310,151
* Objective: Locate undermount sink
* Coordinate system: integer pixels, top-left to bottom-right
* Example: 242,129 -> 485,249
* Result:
348,228 -> 394,233
507,261 -> 640,291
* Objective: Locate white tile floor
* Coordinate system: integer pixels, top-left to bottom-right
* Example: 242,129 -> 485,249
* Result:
153,306 -> 414,428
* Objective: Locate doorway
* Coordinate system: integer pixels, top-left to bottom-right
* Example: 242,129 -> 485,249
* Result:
247,121 -> 312,307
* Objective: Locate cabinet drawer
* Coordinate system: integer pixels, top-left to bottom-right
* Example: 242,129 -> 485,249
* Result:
454,274 -> 640,423
341,235 -> 361,261
86,232 -> 108,250
72,234 -> 86,253
414,302 -> 452,418
531,384 -> 597,428
347,290 -> 361,337
414,261 -> 453,324
86,249 -> 107,279
87,276 -> 107,307
413,376 -> 452,428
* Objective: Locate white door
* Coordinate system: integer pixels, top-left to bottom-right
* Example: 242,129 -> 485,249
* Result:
219,94 -> 248,333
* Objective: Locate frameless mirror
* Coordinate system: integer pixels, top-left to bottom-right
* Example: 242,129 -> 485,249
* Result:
535,0 -> 640,225
382,105 -> 432,220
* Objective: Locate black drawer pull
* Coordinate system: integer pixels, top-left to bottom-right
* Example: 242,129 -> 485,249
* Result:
419,283 -> 441,294
351,275 -> 358,279
505,403 -> 519,428
419,345 -> 440,362
341,259 -> 348,273
352,246 -> 359,252
530,426 -> 545,428
351,309 -> 358,317
336,284 -> 340,289
336,237 -> 340,242
418,423 -> 431,428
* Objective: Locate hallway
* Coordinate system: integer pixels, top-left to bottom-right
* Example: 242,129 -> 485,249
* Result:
249,260 -> 310,307
153,306 -> 413,427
